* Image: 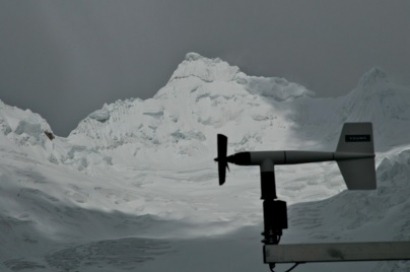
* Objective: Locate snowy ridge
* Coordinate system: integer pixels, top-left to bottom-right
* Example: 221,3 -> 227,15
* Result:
0,99 -> 61,165
1,54 -> 410,271
0,99 -> 53,146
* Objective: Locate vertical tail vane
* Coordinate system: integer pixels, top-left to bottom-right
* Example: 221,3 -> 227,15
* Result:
215,134 -> 229,185
336,122 -> 376,190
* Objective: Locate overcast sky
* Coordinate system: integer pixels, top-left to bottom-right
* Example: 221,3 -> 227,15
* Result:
1,0 -> 409,136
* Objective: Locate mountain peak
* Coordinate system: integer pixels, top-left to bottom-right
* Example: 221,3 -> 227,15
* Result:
184,52 -> 205,61
357,67 -> 389,89
168,52 -> 240,83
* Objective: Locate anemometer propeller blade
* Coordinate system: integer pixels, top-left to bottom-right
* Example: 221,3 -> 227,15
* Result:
215,134 -> 229,185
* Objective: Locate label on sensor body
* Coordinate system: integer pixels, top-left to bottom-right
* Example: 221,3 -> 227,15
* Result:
345,135 -> 371,142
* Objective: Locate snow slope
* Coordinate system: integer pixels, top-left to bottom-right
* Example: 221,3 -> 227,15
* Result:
0,53 -> 409,271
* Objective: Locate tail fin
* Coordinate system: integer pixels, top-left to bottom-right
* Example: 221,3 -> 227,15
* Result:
336,122 -> 376,190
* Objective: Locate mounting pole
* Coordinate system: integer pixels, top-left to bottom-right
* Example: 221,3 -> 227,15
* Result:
260,160 -> 288,245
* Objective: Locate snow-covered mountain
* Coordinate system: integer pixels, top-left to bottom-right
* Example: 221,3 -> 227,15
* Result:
0,53 -> 409,271
66,52 -> 314,171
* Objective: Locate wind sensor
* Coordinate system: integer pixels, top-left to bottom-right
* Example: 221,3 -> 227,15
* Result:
215,122 -> 410,271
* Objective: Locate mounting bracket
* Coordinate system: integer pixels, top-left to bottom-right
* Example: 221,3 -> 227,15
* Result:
264,241 -> 410,263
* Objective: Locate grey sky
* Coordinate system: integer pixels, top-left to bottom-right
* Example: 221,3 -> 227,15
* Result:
1,0 -> 409,136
